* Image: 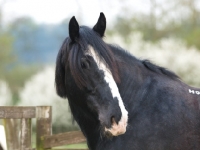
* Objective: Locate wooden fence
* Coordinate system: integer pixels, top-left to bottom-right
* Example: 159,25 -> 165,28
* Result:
0,106 -> 88,150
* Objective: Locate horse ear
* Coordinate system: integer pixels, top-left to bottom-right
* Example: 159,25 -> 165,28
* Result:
69,16 -> 79,42
93,12 -> 106,37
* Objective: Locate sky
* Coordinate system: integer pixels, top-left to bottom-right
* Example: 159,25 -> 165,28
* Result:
1,0 -> 200,29
0,0 -> 151,25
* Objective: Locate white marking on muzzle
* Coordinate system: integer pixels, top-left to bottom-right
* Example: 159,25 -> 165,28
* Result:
87,45 -> 128,136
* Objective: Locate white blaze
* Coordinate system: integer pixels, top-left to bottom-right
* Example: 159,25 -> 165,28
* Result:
87,45 -> 128,136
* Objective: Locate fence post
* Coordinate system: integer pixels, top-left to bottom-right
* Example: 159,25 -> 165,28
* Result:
36,106 -> 52,150
3,119 -> 20,150
20,118 -> 32,150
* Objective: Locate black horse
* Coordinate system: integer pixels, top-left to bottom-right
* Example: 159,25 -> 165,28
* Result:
55,13 -> 200,150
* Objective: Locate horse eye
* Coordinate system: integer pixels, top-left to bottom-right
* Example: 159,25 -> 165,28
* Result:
86,87 -> 96,94
81,58 -> 90,69
88,90 -> 96,95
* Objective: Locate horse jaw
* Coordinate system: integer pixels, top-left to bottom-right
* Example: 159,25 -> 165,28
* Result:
87,45 -> 128,136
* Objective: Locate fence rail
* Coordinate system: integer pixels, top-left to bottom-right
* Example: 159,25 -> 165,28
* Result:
0,106 -> 87,150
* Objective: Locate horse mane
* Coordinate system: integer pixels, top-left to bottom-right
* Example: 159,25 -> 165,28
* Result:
108,44 -> 180,80
142,60 -> 180,79
59,26 -> 120,89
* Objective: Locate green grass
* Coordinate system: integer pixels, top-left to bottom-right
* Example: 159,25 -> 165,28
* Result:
55,143 -> 88,149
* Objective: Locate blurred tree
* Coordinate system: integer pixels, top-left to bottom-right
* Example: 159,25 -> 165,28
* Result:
0,22 -> 39,104
0,2 -> 15,79
8,17 -> 39,63
0,4 -> 39,104
0,32 -> 15,75
108,0 -> 200,50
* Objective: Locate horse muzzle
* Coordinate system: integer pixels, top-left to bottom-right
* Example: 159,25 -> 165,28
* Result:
105,117 -> 127,136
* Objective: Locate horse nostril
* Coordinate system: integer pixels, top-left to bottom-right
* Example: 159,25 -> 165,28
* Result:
111,116 -> 116,125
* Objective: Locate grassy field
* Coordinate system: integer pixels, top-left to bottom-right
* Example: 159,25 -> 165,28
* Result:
55,143 -> 88,149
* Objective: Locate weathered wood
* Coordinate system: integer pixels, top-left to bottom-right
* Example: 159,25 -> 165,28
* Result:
36,106 -> 52,150
0,106 -> 36,119
42,131 -> 86,148
1,106 -> 87,150
20,118 -> 32,150
3,119 -> 21,150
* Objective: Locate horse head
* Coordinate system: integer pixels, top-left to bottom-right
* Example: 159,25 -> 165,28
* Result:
55,13 -> 128,137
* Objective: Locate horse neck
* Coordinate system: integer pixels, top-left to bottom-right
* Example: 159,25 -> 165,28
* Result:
109,45 -> 145,84
117,61 -> 148,104
110,45 -> 153,109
